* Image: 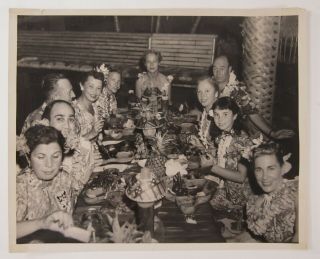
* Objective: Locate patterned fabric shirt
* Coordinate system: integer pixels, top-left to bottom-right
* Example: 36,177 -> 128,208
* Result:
16,169 -> 83,221
73,99 -> 99,138
211,130 -> 253,207
21,102 -> 47,134
219,75 -> 258,117
246,178 -> 298,242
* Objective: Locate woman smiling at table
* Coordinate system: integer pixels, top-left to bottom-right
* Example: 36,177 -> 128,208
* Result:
16,125 -> 83,239
135,49 -> 173,105
73,70 -> 105,141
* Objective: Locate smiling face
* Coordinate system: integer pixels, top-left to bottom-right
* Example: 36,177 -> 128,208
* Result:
80,75 -> 103,103
145,53 -> 160,74
197,79 -> 217,110
212,56 -> 232,85
254,154 -> 284,193
53,79 -> 75,103
49,102 -> 76,137
106,72 -> 121,94
30,142 -> 63,181
213,108 -> 237,132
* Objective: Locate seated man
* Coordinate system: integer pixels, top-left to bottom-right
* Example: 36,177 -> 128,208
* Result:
21,73 -> 75,134
211,55 -> 294,139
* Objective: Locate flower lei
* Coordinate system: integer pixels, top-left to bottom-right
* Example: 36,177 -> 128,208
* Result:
220,70 -> 239,97
198,110 -> 212,149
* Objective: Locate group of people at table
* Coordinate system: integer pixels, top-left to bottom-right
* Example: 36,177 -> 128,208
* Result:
16,49 -> 298,243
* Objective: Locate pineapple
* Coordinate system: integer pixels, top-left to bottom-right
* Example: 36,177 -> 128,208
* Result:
146,132 -> 173,178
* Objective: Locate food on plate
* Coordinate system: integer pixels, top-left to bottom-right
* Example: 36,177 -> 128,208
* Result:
85,187 -> 106,199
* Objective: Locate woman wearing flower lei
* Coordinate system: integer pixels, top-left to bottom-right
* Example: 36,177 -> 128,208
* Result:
73,70 -> 105,141
211,55 -> 294,139
188,76 -> 218,159
229,142 -> 298,243
16,125 -> 81,239
95,63 -> 121,119
135,49 -> 174,106
202,97 -> 255,214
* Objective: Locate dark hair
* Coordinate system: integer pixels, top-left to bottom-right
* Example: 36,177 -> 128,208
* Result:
211,96 -> 242,135
139,49 -> 162,71
42,100 -> 75,121
41,73 -> 69,101
80,70 -> 105,86
208,55 -> 232,77
24,125 -> 65,156
253,142 -> 285,166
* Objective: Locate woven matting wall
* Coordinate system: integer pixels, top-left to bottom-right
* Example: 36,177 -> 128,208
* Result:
242,16 -> 281,123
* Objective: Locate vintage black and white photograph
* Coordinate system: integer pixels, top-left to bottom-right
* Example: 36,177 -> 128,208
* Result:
10,9 -> 306,250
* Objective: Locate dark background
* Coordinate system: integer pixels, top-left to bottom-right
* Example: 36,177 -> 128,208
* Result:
16,16 -> 298,142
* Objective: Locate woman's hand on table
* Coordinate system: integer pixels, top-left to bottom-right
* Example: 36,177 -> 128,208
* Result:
41,211 -> 74,233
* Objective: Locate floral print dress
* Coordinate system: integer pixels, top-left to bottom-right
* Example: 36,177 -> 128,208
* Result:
16,169 -> 83,221
210,130 -> 253,210
73,99 -> 100,138
246,178 -> 298,242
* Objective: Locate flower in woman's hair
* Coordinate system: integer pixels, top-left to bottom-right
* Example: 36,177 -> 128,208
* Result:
167,75 -> 174,83
31,118 -> 50,127
16,134 -> 30,155
128,90 -> 134,94
95,63 -> 110,79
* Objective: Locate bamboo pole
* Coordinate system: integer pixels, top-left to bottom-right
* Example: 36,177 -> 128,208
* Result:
114,16 -> 120,32
155,16 -> 161,33
190,17 -> 201,34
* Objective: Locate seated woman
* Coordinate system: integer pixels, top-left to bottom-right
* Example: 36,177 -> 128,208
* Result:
16,125 -> 82,239
201,97 -> 253,212
135,49 -> 173,106
232,142 -> 298,243
73,70 -> 105,141
41,100 -> 96,186
95,64 -> 121,119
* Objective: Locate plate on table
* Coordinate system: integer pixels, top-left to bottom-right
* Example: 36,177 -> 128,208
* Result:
93,163 -> 131,173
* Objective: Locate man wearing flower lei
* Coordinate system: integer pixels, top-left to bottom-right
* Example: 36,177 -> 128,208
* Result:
95,64 -> 121,119
21,73 -> 75,134
135,49 -> 173,107
211,55 -> 294,139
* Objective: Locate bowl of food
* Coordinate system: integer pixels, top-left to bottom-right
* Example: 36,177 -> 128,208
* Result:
110,129 -> 123,140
